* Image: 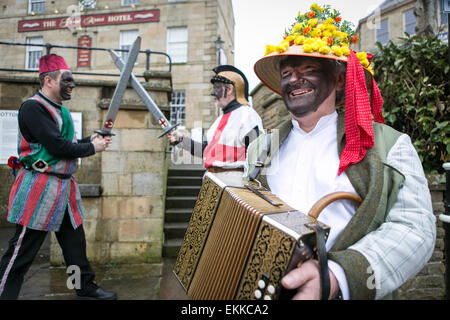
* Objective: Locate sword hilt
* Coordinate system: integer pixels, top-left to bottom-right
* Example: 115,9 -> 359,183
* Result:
157,123 -> 179,139
94,129 -> 116,137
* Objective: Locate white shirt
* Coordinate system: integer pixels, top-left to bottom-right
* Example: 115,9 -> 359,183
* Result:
204,106 -> 264,169
262,110 -> 435,299
266,111 -> 356,298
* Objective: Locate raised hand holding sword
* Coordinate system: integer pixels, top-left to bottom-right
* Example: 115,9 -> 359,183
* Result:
94,36 -> 178,147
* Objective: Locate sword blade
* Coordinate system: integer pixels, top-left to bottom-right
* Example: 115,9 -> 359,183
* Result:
97,36 -> 141,136
109,50 -> 178,138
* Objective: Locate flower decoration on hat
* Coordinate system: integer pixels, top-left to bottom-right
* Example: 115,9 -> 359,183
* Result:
264,4 -> 373,75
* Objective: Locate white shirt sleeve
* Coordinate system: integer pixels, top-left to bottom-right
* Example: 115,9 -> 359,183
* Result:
328,260 -> 351,300
346,134 -> 436,299
238,108 -> 264,146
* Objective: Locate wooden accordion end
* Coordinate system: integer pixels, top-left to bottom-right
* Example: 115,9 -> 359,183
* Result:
174,173 -> 360,300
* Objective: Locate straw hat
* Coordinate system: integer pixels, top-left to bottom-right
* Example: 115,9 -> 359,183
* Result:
253,4 -> 385,175
254,4 -> 373,95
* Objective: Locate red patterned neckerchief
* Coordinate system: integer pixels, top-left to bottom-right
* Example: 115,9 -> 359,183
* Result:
338,50 -> 384,175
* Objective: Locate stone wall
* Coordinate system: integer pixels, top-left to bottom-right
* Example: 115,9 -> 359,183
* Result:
0,0 -> 235,133
355,0 -> 415,52
251,83 -> 448,300
0,71 -> 172,265
250,83 -> 289,130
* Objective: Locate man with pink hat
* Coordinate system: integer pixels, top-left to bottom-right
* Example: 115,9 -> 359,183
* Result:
0,54 -> 116,299
245,4 -> 435,300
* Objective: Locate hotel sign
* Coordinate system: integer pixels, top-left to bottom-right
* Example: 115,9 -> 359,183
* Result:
18,9 -> 159,32
77,35 -> 92,67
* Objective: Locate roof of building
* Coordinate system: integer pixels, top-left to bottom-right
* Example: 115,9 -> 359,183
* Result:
378,0 -> 406,12
357,0 -> 415,28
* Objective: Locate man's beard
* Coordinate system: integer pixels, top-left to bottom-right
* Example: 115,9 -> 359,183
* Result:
283,83 -> 321,117
282,79 -> 335,118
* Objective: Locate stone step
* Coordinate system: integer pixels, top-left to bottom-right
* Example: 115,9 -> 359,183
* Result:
163,238 -> 183,258
166,185 -> 201,197
168,168 -> 205,177
166,196 -> 197,209
165,208 -> 193,223
167,176 -> 203,186
163,167 -> 204,258
164,222 -> 188,239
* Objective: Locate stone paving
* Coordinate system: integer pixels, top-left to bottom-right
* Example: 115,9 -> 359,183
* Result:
0,227 -> 187,300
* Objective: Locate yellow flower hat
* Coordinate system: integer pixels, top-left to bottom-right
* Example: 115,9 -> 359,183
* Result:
254,3 -> 374,95
254,3 -> 385,176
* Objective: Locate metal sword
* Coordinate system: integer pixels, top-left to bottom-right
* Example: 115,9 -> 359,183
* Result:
109,50 -> 178,138
94,36 -> 141,137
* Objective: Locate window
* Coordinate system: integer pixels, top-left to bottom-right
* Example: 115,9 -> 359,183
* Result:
376,18 -> 389,45
167,27 -> 188,63
29,0 -> 45,14
122,0 -> 140,5
442,11 -> 449,26
404,9 -> 416,35
170,91 -> 186,126
26,36 -> 43,70
441,0 -> 448,25
120,30 -> 139,61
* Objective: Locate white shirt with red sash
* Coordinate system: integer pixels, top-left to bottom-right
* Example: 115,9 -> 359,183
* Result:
203,104 -> 264,169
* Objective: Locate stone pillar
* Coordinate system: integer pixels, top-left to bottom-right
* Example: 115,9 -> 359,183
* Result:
50,73 -> 172,265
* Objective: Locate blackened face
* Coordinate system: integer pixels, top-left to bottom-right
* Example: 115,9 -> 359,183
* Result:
58,70 -> 75,101
211,82 -> 226,99
211,82 -> 230,108
279,56 -> 337,118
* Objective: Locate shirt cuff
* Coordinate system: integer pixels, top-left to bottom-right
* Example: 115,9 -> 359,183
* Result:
328,260 -> 350,300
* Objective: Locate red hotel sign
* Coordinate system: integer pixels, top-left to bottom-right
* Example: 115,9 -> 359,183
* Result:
18,9 -> 159,32
77,36 -> 92,67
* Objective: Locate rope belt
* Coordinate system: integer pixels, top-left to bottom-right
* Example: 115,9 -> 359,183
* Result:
207,167 -> 244,174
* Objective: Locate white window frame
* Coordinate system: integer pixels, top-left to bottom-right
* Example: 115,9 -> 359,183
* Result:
403,9 -> 416,35
28,0 -> 45,14
440,0 -> 449,26
121,0 -> 140,6
167,27 -> 188,64
119,29 -> 139,62
26,36 -> 43,70
376,18 -> 389,45
170,90 -> 186,126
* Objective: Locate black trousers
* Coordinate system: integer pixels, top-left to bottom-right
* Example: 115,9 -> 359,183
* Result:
0,210 -> 97,299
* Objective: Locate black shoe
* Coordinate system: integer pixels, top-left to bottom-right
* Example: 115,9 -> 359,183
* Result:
76,287 -> 117,300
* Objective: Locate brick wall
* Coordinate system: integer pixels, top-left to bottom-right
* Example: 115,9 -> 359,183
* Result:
0,72 -> 172,265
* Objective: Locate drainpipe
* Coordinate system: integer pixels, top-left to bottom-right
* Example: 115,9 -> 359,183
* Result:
440,162 -> 450,300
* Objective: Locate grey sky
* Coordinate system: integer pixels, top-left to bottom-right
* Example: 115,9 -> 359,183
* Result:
231,0 -> 385,93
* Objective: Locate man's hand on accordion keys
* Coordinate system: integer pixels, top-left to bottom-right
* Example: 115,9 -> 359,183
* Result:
281,260 -> 340,300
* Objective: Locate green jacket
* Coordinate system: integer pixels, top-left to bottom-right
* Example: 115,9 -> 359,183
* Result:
245,113 -> 405,299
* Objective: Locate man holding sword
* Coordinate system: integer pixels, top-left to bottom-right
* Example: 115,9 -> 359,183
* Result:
0,54 -> 116,300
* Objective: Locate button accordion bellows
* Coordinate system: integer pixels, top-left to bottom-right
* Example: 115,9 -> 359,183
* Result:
173,173 -> 330,300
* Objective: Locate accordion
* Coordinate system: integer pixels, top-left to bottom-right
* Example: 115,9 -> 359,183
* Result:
174,172 -> 360,300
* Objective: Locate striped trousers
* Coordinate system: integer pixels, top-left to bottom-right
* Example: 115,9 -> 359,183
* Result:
0,211 -> 97,299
